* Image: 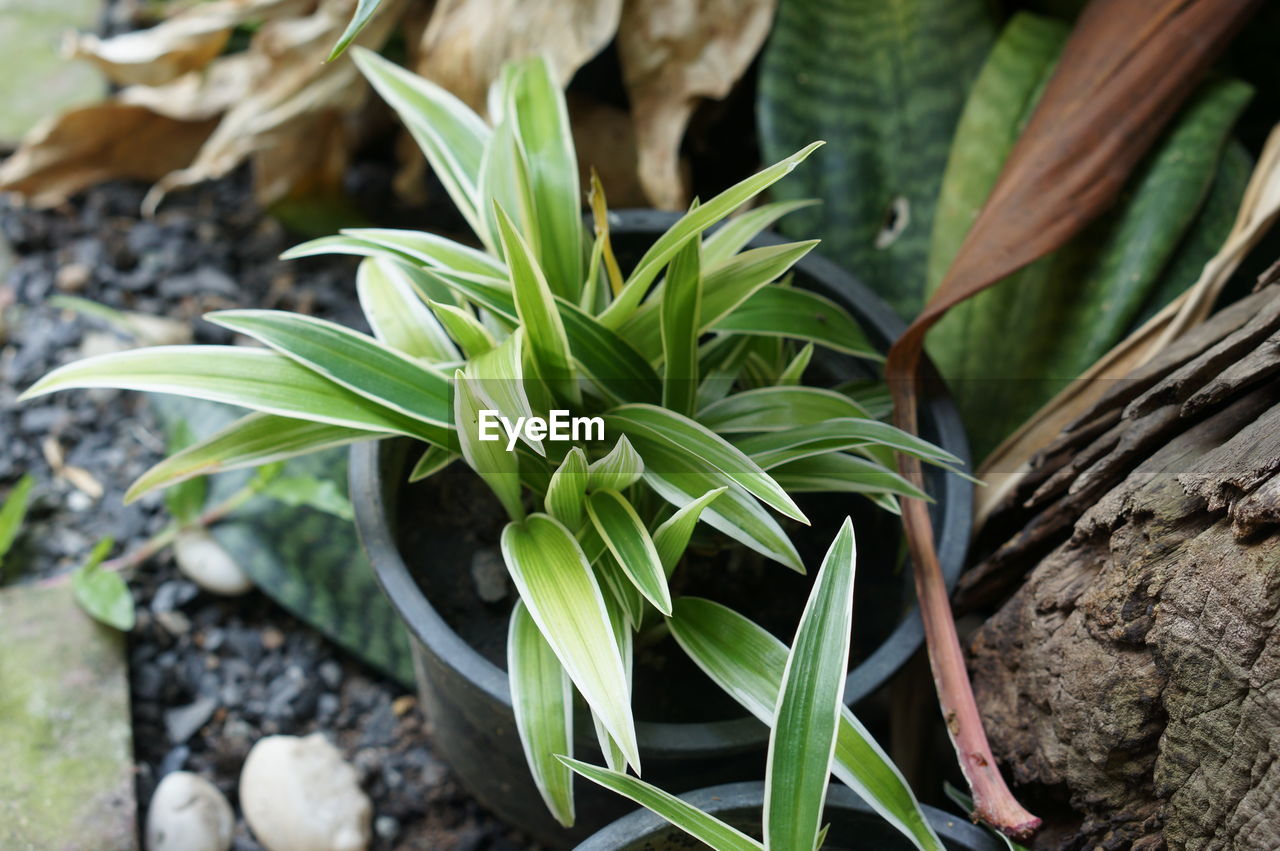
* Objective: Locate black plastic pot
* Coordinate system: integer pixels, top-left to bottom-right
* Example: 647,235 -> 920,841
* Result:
351,211 -> 972,847
575,781 -> 1003,850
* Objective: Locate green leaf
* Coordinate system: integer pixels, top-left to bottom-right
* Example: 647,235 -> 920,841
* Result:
455,370 -> 524,521
328,0 -> 385,60
699,386 -> 869,432
208,310 -> 453,434
661,230 -> 702,415
501,515 -> 639,769
0,474 -> 36,568
770,453 -> 929,503
468,329 -> 543,455
758,0 -> 997,318
734,418 -> 961,470
352,48 -> 490,238
357,258 -> 459,362
777,342 -> 814,386
600,143 -> 825,328
702,199 -> 819,268
652,487 -> 726,577
21,346 -> 432,440
508,599 -> 576,827
545,447 -> 589,531
585,490 -> 671,615
586,435 -> 643,492
591,591 -> 634,772
163,451 -> 206,526
409,444 -> 457,482
764,518 -> 857,851
72,538 -> 135,631
494,205 -> 579,403
341,228 -> 506,277
669,596 -> 943,851
605,404 -> 807,524
560,757 -> 764,851
427,300 -> 497,359
126,414 -> 371,502
593,549 -> 646,630
509,56 -> 584,300
260,475 -> 354,521
712,286 -> 879,359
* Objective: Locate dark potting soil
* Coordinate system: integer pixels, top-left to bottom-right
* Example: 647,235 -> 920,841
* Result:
0,172 -> 534,850
394,454 -> 912,727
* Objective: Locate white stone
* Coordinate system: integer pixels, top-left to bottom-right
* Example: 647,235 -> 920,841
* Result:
240,733 -> 372,851
145,771 -> 234,851
173,529 -> 253,596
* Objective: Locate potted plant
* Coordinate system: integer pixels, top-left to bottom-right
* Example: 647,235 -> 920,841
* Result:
570,520 -> 999,851
21,51 -> 970,845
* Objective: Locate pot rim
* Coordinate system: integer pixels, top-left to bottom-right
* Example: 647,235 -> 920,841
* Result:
572,780 -> 1003,850
352,209 -> 972,758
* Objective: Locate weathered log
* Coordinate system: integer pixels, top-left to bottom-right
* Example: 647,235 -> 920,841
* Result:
965,283 -> 1280,848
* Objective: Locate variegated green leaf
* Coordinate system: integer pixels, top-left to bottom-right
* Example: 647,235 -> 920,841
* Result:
427,299 -> 497,359
586,435 -> 643,492
652,487 -> 726,577
357,257 -> 458,361
733,418 -> 960,470
409,444 -> 457,482
585,490 -> 671,616
328,0 -> 385,60
701,199 -> 818,267
770,453 -> 929,503
468,329 -> 542,455
712,286 -> 879,359
545,447 -> 589,531
342,228 -> 506,277
699,386 -> 870,433
661,229 -> 701,414
455,370 -> 524,521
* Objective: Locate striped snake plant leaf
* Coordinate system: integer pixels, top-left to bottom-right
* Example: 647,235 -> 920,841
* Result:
352,48 -> 490,240
734,418 -> 961,470
125,413 -> 374,502
545,447 -> 589,532
652,487 -> 727,577
558,757 -> 763,851
479,80 -> 540,258
508,599 -> 576,827
710,286 -> 880,359
590,591 -> 634,773
585,435 -> 643,492
660,229 -> 702,416
493,204 -> 579,404
280,234 -> 420,266
593,547 -> 646,630
454,369 -> 524,521
508,56 -> 584,302
356,257 -> 459,362
19,346 -> 437,441
341,228 -> 506,277
501,514 -> 639,771
777,342 -> 814,386
763,517 -> 857,851
605,404 -> 807,524
599,143 -> 825,329
328,0 -> 385,60
584,489 -> 671,616
468,329 -> 543,455
409,444 -> 458,482
206,310 -> 453,431
701,199 -> 819,268
699,386 -> 871,433
426,299 -> 497,359
769,454 -> 931,503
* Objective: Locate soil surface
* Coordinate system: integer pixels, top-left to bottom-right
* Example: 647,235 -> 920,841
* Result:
0,173 -> 534,850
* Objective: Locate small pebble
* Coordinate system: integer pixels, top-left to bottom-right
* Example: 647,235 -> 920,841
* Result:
173,529 -> 253,595
470,547 -> 508,603
145,771 -> 234,851
55,262 -> 90,292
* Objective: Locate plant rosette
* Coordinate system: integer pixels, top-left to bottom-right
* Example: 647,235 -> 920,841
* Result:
22,52 -> 971,846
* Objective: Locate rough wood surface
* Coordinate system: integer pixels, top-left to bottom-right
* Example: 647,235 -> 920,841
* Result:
965,283 -> 1280,848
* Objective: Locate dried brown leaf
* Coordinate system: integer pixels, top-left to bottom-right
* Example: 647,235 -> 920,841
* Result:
617,0 -> 775,209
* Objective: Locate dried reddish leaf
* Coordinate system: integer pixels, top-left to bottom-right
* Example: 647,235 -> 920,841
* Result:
883,0 -> 1261,838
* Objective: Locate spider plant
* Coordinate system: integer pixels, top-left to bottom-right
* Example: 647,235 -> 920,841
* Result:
21,50 -> 961,845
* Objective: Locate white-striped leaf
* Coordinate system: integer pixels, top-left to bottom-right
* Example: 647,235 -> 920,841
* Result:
455,370 -> 524,520
701,199 -> 818,267
545,447 -> 588,531
357,257 -> 458,361
652,487 -> 726,577
712,286 -> 880,359
661,230 -> 701,415
427,299 -> 497,359
732,418 -> 960,470
342,228 -> 505,277
699,386 -> 870,433
586,435 -> 643,492
585,490 -> 671,615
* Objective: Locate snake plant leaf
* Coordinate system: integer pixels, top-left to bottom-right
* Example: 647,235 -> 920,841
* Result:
502,514 -> 639,771
0,474 -> 35,571
764,518 -> 857,851
599,143 -> 824,329
20,346 -> 433,440
508,56 -> 583,301
585,490 -> 671,616
468,329 -> 543,455
545,447 -> 589,531
280,234 -> 418,265
493,204 -> 579,404
590,591 -> 634,773
357,258 -> 459,362
454,370 -> 524,521
207,310 -> 454,433
593,547 -> 646,630
758,0 -> 997,318
770,454 -> 931,503
352,49 -> 490,239
661,231 -> 702,414
586,435 -> 643,492
409,445 -> 457,482
620,240 -> 820,359
606,404 -> 807,525
161,423 -> 205,525
777,342 -> 814,386
699,386 -> 870,432
126,414 -> 372,502
426,299 -> 497,359
668,596 -> 943,851
652,487 -> 726,577
508,599 -> 575,828
341,228 -> 506,277
701,200 -> 818,268
559,757 -> 763,851
734,418 -> 961,470
711,286 -> 879,359
328,0 -> 385,60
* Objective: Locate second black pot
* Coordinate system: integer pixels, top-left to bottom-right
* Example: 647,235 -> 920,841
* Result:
351,211 -> 972,846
